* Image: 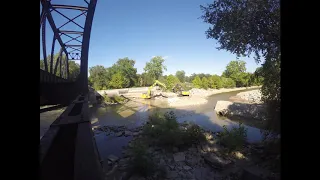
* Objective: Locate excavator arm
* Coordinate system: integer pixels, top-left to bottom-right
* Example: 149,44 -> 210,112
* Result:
142,80 -> 166,99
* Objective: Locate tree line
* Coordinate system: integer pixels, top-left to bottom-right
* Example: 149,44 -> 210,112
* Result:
40,53 -> 80,80
87,57 -> 263,91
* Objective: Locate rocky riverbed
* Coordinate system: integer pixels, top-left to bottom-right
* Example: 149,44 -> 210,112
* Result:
215,89 -> 267,129
230,90 -> 263,104
94,122 -> 278,180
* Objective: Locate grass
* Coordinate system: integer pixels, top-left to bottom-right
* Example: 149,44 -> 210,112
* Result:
219,123 -> 247,151
142,111 -> 206,148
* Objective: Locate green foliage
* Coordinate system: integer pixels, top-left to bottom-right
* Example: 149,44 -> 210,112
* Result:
182,124 -> 206,145
144,56 -> 167,80
188,73 -> 211,83
201,0 -> 280,133
111,57 -> 137,87
221,77 -> 236,88
141,73 -> 155,86
143,111 -> 205,148
128,141 -> 157,177
222,60 -> 250,87
192,76 -> 202,88
201,77 -> 209,89
200,0 -> 280,63
109,72 -> 127,89
219,123 -> 247,151
166,75 -> 181,90
40,53 -> 80,80
209,75 -> 223,89
249,67 -> 264,86
261,58 -> 280,132
102,94 -> 126,104
89,65 -> 108,90
175,70 -> 186,83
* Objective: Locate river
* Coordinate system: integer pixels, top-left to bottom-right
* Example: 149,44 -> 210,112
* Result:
40,88 -> 263,162
89,88 -> 263,161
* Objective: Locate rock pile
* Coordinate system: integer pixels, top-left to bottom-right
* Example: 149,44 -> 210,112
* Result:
215,100 -> 267,120
236,90 -> 262,104
93,125 -> 143,137
99,124 -> 241,180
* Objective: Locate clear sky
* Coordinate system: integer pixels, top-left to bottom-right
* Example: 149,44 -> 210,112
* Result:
41,0 -> 261,76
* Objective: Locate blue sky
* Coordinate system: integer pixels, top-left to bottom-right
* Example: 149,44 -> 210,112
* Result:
41,0 -> 261,76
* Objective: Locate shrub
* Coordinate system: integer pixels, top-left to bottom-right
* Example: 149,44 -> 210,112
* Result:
219,123 -> 247,151
114,95 -> 126,103
127,141 -> 157,177
182,124 -> 206,145
102,94 -> 114,103
143,111 -> 205,148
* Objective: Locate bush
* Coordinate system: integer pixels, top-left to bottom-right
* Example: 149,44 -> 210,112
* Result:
128,141 -> 157,177
219,123 -> 247,151
102,94 -> 114,103
182,124 -> 206,145
143,111 -> 205,148
114,95 -> 126,103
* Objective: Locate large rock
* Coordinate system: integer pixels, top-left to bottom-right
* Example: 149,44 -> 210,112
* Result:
214,100 -> 267,120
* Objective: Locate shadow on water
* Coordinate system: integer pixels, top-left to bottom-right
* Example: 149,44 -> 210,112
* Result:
88,89 -> 264,161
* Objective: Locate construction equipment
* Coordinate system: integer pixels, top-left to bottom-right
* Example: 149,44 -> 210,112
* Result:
141,80 -> 167,99
172,84 -> 190,96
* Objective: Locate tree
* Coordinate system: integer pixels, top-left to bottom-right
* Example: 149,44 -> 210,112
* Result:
89,65 -> 108,90
109,72 -> 126,89
192,76 -> 202,88
201,0 -> 280,131
209,75 -> 223,89
141,72 -> 154,86
201,77 -> 209,89
166,75 -> 180,90
111,57 -> 137,87
143,56 -> 167,80
249,67 -> 264,86
175,70 -> 186,83
221,77 -> 236,88
200,0 -> 280,63
222,60 -> 248,87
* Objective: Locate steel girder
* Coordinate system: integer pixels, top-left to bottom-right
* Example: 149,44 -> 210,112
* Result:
40,0 -> 97,90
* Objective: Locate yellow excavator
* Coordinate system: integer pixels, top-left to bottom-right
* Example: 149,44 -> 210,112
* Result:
141,80 -> 166,99
172,83 -> 190,96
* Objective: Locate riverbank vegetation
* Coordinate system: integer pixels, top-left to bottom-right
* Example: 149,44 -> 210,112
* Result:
88,57 -> 263,91
102,93 -> 127,104
112,111 -> 280,179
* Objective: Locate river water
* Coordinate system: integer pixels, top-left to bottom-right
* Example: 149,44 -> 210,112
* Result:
88,88 -> 263,161
40,88 -> 263,162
